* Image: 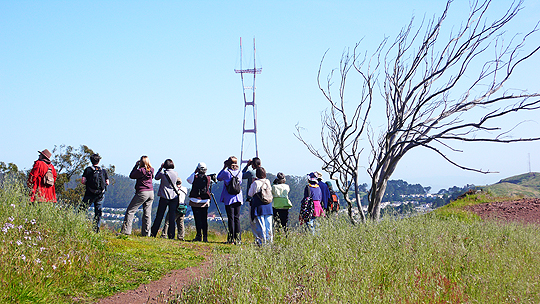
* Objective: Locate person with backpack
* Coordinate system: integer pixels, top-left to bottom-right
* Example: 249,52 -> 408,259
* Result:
217,156 -> 243,244
120,156 -> 155,236
80,153 -> 109,233
316,171 -> 331,212
325,181 -> 340,215
160,177 -> 188,240
27,149 -> 57,203
299,172 -> 324,234
150,159 -> 179,239
187,162 -> 211,242
247,167 -> 273,245
272,172 -> 292,230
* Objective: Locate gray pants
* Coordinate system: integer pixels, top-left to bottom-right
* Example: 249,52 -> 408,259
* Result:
161,212 -> 185,240
120,190 -> 154,236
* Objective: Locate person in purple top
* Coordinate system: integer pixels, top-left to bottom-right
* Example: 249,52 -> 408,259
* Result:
120,156 -> 155,236
303,172 -> 324,234
217,156 -> 243,244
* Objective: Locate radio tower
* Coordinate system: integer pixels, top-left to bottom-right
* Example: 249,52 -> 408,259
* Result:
235,37 -> 262,166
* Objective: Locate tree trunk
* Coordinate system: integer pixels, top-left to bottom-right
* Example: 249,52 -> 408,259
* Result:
344,196 -> 355,224
368,177 -> 389,221
368,158 -> 396,221
353,174 -> 366,223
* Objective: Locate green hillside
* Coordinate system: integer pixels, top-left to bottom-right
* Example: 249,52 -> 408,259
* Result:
481,172 -> 540,198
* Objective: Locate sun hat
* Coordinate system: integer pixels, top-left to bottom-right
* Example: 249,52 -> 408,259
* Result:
39,149 -> 52,160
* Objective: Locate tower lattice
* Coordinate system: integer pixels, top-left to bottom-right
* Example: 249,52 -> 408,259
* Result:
235,37 -> 262,166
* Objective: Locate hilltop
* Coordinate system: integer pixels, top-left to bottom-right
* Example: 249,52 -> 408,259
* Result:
480,172 -> 540,198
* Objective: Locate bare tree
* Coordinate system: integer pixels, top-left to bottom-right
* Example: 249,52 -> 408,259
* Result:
300,0 -> 540,221
296,43 -> 381,223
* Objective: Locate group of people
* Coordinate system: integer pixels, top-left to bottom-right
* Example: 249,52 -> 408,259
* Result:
27,149 -> 340,245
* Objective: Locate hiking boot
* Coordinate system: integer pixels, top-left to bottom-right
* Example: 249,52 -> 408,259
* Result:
192,235 -> 202,242
203,236 -> 208,243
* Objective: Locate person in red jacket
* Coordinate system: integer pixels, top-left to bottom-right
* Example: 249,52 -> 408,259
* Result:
27,149 -> 57,202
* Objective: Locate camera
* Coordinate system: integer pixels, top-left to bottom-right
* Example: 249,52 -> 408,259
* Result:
208,173 -> 217,183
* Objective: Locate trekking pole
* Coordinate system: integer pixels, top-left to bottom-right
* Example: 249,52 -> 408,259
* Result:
209,182 -> 229,234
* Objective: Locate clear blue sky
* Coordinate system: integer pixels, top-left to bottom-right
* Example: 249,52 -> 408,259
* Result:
1,0 -> 539,192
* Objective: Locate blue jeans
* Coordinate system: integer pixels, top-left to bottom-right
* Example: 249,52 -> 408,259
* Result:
81,192 -> 104,233
252,214 -> 273,245
307,217 -> 320,235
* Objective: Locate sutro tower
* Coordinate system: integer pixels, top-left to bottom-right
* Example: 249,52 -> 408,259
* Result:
235,37 -> 262,166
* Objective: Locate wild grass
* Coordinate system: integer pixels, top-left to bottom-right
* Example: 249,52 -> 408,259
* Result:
176,211 -> 540,303
0,178 -> 214,303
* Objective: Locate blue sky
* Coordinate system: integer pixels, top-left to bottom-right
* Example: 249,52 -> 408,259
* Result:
1,0 -> 539,192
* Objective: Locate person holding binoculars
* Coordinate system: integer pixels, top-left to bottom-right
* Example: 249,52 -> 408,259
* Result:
217,156 -> 243,244
187,162 -> 211,242
120,156 -> 155,236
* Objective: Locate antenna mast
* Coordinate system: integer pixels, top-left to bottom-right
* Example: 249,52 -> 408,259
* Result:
529,153 -> 532,173
235,37 -> 262,166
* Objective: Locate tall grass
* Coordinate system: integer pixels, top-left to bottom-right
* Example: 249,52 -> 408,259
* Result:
0,177 -> 108,303
0,177 -> 206,303
176,213 -> 540,303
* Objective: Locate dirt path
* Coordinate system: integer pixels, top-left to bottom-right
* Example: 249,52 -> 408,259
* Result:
96,247 -> 216,304
465,198 -> 540,225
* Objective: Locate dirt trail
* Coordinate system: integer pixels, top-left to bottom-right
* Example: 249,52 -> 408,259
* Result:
465,198 -> 540,225
96,248 -> 215,304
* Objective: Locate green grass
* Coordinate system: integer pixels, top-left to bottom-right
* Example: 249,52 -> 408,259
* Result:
174,198 -> 540,303
0,178 -> 227,303
481,172 -> 540,198
4,175 -> 540,303
481,182 -> 540,198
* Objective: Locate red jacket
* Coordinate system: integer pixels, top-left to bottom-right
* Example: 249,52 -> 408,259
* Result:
28,160 -> 57,202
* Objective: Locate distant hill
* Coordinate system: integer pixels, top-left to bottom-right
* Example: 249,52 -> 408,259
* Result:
481,172 -> 540,198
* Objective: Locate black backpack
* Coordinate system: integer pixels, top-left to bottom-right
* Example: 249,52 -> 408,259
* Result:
225,169 -> 241,195
87,166 -> 105,194
189,174 -> 211,199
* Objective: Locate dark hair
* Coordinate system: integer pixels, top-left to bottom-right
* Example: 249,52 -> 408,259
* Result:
255,167 -> 266,179
164,159 -> 174,169
90,154 -> 101,165
274,172 -> 286,184
252,157 -> 261,168
226,156 -> 239,170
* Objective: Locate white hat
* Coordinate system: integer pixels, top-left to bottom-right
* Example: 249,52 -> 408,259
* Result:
197,162 -> 207,170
